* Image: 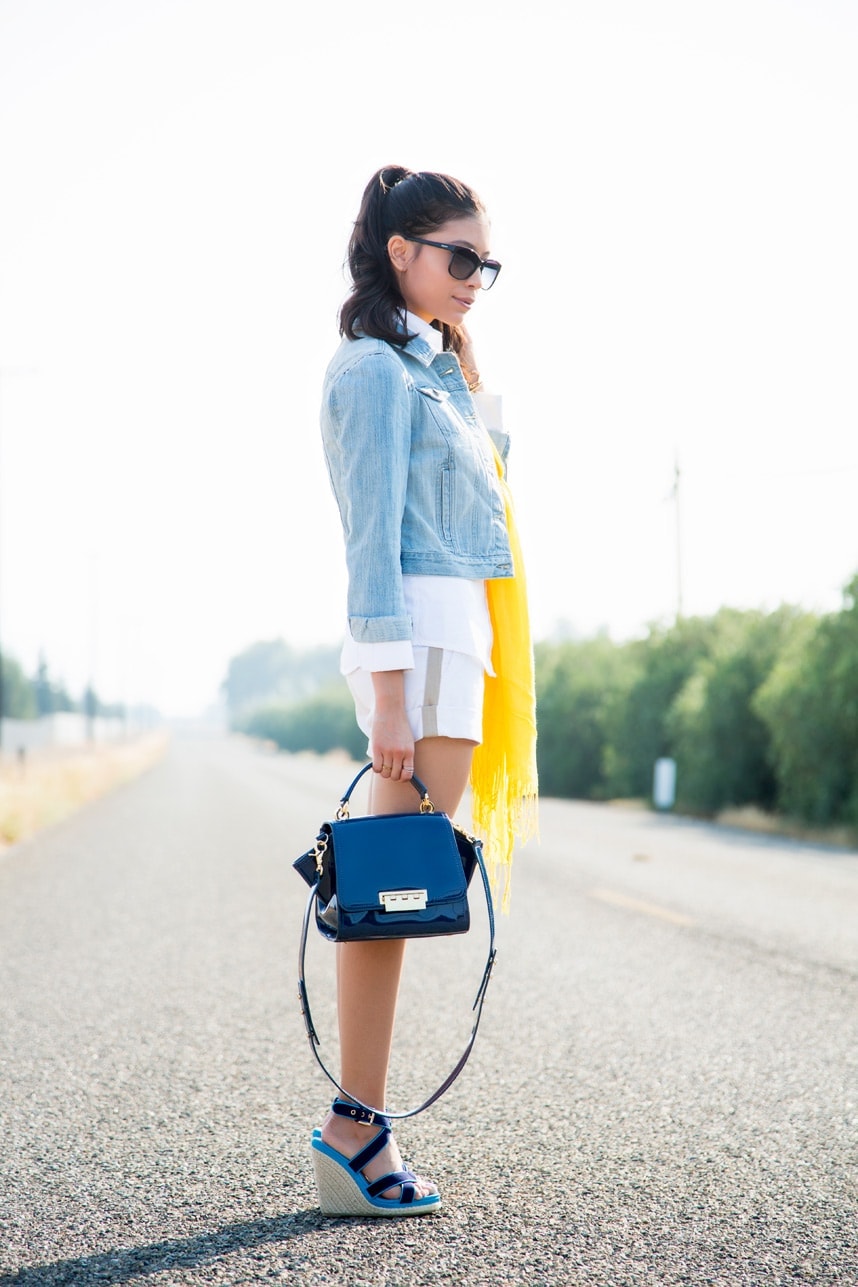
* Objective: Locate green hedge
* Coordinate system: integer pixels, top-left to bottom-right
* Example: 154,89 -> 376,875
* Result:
534,574 -> 858,830
234,573 -> 858,832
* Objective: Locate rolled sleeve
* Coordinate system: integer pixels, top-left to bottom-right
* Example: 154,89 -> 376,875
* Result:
348,615 -> 412,643
341,637 -> 415,675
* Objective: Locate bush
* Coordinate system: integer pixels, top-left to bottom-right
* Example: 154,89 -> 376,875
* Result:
241,682 -> 366,760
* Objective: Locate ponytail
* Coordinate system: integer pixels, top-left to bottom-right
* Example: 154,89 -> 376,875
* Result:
339,165 -> 486,356
365,165 -> 414,247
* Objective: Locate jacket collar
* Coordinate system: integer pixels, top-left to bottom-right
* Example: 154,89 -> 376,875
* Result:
397,311 -> 445,368
351,323 -> 448,370
400,331 -> 441,368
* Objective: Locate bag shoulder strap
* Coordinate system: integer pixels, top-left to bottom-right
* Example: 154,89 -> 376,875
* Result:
296,826 -> 497,1122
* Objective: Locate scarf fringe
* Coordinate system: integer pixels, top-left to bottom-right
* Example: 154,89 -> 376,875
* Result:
471,771 -> 539,913
468,440 -> 539,913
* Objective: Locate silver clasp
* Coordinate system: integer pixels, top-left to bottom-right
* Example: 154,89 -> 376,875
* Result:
379,889 -> 428,913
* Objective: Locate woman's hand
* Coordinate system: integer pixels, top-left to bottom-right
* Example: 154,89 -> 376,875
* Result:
370,671 -> 415,780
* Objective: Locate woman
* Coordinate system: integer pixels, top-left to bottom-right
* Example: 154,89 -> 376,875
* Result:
313,166 -> 537,1217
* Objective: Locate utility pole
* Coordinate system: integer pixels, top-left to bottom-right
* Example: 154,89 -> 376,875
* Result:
673,451 -> 684,622
0,372 -> 6,751
0,366 -> 40,754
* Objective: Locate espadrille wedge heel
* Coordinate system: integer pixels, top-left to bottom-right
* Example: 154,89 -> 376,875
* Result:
311,1099 -> 441,1218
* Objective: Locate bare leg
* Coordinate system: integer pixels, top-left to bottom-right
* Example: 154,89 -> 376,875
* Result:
321,737 -> 475,1199
334,937 -> 406,1110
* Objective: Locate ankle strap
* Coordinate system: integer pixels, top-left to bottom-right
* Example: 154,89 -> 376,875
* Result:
332,1098 -> 391,1130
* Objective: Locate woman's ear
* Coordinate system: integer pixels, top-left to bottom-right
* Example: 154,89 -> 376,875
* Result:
387,234 -> 413,273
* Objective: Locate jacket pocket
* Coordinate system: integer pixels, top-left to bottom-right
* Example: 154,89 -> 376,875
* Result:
438,465 -> 453,543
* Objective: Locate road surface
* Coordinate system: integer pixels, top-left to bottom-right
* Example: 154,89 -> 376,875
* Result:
1,736 -> 855,1285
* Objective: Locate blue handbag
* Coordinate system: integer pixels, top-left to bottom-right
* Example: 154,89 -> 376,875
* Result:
293,762 -> 479,942
293,763 -> 497,1118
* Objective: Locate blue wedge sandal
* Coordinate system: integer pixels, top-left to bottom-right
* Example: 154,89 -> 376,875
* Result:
312,1100 -> 441,1218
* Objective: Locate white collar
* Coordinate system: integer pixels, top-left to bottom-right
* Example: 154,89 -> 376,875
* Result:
402,310 -> 444,355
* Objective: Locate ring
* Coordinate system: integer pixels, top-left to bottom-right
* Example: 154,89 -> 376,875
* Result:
381,763 -> 392,770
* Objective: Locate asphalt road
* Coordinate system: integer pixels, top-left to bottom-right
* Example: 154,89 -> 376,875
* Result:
1,735 -> 855,1286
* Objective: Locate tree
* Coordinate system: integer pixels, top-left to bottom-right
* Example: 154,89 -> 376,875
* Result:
535,636 -> 636,798
602,617 -> 716,800
222,639 -> 340,722
755,577 -> 858,826
0,651 -> 36,719
32,653 -> 76,715
666,608 -> 799,815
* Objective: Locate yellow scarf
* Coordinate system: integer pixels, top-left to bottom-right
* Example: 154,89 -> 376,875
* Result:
469,444 -> 539,912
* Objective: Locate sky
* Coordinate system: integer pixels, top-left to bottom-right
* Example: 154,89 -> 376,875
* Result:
1,0 -> 856,717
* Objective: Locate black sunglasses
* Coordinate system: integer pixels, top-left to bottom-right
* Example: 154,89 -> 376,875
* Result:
403,236 -> 502,290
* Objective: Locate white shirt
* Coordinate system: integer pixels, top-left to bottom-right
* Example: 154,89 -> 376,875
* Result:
340,312 -> 500,677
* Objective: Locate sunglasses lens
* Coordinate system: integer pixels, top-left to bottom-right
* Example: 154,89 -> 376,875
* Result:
445,246 -> 502,289
480,261 -> 501,290
448,248 -> 480,281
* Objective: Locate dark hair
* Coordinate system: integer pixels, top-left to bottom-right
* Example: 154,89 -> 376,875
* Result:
339,165 -> 487,357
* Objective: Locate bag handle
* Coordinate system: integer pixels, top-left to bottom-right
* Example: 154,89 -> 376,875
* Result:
296,783 -> 497,1121
335,760 -> 434,817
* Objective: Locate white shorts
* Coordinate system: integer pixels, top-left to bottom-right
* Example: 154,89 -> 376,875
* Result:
346,646 -> 486,747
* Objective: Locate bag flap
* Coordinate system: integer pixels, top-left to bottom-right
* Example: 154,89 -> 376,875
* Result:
330,812 -> 466,912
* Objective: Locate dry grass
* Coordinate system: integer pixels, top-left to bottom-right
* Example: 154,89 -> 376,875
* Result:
605,797 -> 858,851
716,803 -> 857,850
0,732 -> 170,851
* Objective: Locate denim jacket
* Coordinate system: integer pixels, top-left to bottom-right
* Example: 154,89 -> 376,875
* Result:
320,331 -> 513,644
